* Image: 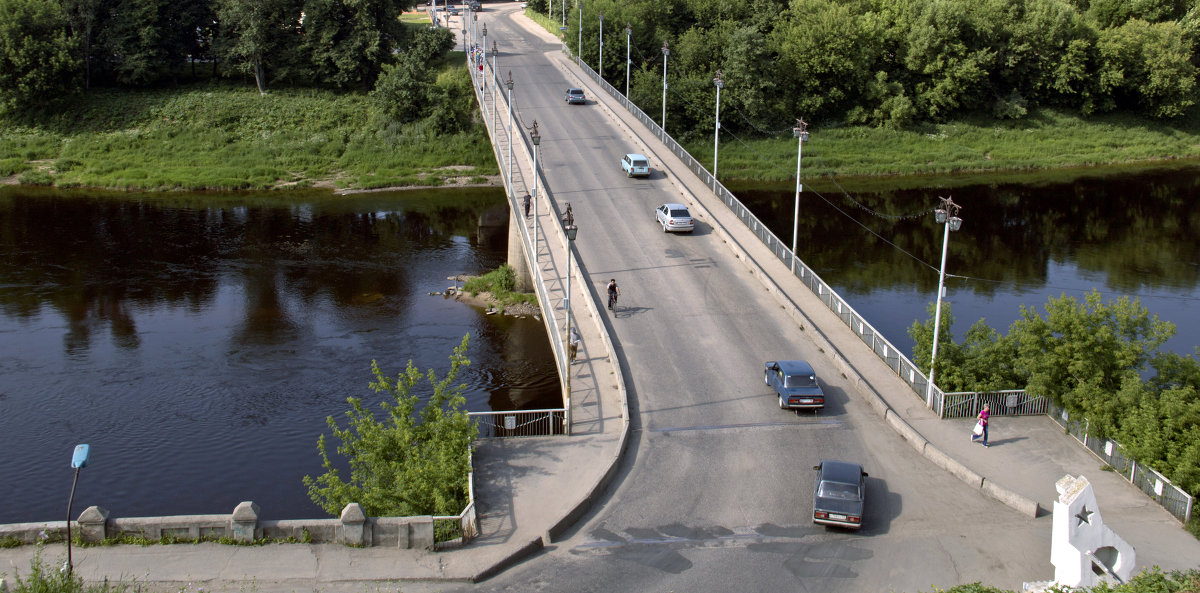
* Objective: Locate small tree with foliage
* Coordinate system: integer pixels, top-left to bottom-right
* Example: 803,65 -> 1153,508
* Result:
304,335 -> 478,517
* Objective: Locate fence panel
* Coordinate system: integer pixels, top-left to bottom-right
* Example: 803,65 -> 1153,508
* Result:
471,409 -> 567,438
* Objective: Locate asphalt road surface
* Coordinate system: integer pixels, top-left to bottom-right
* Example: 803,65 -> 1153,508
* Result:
426,5 -> 1056,592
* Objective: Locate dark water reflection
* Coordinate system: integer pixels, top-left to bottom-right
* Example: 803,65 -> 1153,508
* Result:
0,187 -> 558,523
737,165 -> 1200,359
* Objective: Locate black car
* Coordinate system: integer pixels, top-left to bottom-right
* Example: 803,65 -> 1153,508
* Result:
812,460 -> 867,529
565,88 -> 586,104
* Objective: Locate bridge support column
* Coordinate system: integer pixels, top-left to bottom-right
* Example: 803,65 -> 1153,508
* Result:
508,206 -> 533,292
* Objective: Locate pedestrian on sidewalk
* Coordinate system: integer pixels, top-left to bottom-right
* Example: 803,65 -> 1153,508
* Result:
971,403 -> 990,447
523,193 -> 532,217
569,327 -> 581,362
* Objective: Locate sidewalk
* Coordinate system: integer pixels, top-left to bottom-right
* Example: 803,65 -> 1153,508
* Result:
553,49 -> 1200,574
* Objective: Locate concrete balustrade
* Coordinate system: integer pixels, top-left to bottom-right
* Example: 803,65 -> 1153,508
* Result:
0,502 -> 441,550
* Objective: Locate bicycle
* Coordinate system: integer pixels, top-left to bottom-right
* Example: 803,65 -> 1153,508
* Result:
608,291 -> 619,313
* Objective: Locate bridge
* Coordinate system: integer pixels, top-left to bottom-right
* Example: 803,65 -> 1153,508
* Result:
459,4 -> 1200,591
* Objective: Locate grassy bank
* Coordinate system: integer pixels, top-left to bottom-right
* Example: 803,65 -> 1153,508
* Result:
0,53 -> 497,192
686,108 -> 1200,191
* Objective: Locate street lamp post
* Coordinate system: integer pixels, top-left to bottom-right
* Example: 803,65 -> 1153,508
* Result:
713,70 -> 723,187
563,221 -> 578,435
66,444 -> 90,575
531,121 -> 541,260
492,41 -> 499,133
461,22 -> 466,53
791,118 -> 808,274
661,41 -> 669,131
625,23 -> 632,97
506,71 -> 514,190
562,0 -> 566,27
598,11 -> 604,77
577,1 -> 582,65
481,24 -> 487,97
927,196 -> 963,406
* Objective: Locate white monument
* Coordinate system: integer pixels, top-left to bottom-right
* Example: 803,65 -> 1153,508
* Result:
1026,474 -> 1136,591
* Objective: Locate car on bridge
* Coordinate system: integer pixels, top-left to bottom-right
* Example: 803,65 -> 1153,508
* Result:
764,359 -> 824,412
655,203 -> 694,233
812,460 -> 867,529
565,88 -> 586,104
621,153 -> 651,178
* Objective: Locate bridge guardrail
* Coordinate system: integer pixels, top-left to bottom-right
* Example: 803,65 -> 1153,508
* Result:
466,51 -> 572,437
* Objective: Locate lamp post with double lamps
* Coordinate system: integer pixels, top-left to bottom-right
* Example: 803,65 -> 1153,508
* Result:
926,196 -> 963,405
791,118 -> 809,274
661,41 -> 669,131
563,221 -> 578,434
506,72 -> 514,189
712,70 -> 723,186
531,121 -> 541,258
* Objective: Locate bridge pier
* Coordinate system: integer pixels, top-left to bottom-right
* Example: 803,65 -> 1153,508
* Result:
506,206 -> 533,292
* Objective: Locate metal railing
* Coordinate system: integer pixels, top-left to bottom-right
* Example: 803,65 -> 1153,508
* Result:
567,46 -> 1196,527
1047,406 -> 1194,524
432,453 -> 478,546
464,50 -> 571,437
940,390 -> 1051,418
470,408 -> 568,438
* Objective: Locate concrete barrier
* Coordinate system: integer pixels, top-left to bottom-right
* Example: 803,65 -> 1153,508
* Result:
885,409 -> 929,453
982,478 -> 1041,518
921,445 -> 984,489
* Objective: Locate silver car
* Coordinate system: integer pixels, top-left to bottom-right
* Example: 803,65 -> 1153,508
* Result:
655,203 -> 694,233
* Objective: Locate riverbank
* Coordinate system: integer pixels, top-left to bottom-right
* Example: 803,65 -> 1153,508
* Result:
5,77 -> 1200,193
685,107 -> 1200,192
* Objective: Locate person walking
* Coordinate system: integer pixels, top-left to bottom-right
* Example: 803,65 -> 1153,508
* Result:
568,326 -> 581,362
971,403 -> 990,447
523,193 -> 532,217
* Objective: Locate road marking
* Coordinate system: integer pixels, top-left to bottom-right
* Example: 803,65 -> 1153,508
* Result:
648,419 -> 842,434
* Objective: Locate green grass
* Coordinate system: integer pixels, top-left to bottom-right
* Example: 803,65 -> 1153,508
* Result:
0,70 -> 496,191
462,264 -> 537,310
689,107 -> 1200,191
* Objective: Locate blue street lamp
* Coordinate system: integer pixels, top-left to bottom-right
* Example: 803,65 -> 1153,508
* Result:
67,444 -> 90,574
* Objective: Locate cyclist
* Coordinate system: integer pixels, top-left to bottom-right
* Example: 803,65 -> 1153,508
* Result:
606,278 -> 620,311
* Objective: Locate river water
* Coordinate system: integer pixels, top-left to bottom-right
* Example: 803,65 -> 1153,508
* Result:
0,187 -> 559,524
2,165 -> 1197,524
736,164 -> 1200,359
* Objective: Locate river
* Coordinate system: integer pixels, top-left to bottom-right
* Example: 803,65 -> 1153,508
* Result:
0,187 -> 559,524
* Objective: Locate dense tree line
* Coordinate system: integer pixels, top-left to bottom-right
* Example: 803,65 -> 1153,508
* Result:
909,291 -> 1200,505
533,0 -> 1200,138
0,0 -> 424,106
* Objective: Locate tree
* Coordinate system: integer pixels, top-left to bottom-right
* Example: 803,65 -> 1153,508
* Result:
304,335 -> 478,517
1094,19 -> 1197,118
0,0 -> 79,111
300,0 -> 411,91
216,0 -> 304,93
1008,290 -> 1175,436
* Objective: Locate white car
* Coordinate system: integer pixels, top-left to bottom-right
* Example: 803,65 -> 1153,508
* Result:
655,203 -> 694,233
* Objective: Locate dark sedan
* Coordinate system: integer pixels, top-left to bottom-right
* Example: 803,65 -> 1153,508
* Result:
812,460 -> 867,529
764,359 -> 825,412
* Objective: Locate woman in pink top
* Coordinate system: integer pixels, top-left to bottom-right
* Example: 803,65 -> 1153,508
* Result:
972,404 -> 990,447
